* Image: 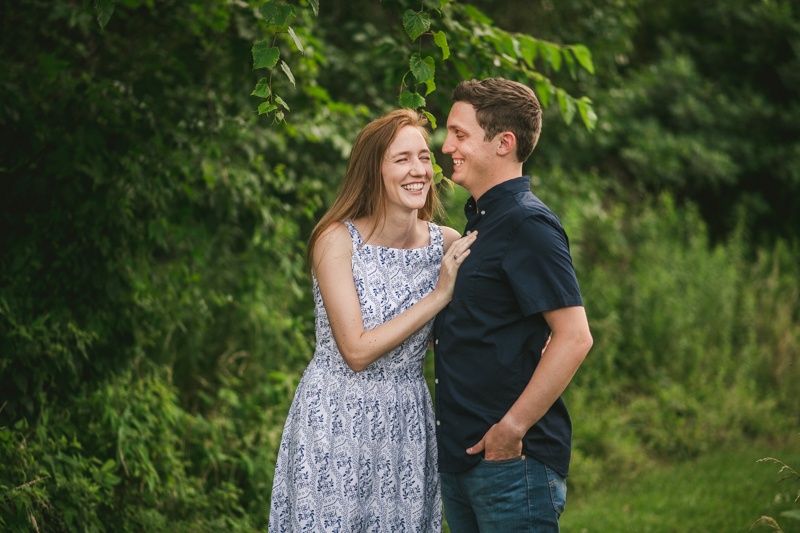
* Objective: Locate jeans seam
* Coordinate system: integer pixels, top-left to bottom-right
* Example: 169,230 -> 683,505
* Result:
545,466 -> 563,517
525,456 -> 532,533
457,472 -> 468,501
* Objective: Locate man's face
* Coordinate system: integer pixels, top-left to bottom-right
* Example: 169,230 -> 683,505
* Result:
442,101 -> 498,195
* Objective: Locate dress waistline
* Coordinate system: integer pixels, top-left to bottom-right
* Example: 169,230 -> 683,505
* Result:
309,351 -> 425,382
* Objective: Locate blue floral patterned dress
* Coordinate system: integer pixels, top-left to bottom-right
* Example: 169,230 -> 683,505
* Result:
269,220 -> 443,533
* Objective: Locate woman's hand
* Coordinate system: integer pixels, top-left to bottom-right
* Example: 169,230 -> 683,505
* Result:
434,231 -> 478,301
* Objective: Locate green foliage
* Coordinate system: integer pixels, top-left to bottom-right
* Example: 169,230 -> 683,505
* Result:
403,9 -> 431,41
244,0 -> 597,125
252,41 -> 280,70
0,367 -> 297,531
489,0 -> 800,242
2,0 -> 800,530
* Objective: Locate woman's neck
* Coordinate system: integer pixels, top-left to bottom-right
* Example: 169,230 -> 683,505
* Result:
359,210 -> 426,249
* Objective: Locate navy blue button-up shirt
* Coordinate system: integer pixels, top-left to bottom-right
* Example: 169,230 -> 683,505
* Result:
433,176 -> 584,477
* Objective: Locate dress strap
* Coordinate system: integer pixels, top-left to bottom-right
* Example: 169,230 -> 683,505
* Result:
343,219 -> 364,246
427,222 -> 444,249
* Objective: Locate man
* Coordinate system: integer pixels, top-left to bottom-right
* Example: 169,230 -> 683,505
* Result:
433,78 -> 593,532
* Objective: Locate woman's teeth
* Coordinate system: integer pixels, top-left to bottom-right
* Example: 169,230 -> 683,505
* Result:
401,183 -> 424,191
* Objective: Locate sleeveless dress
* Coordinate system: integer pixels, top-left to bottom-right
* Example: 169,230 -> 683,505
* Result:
268,220 -> 444,533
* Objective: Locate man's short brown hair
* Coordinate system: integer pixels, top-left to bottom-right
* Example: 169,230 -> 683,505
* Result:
451,78 -> 542,163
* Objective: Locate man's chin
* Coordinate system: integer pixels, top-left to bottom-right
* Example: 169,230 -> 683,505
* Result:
451,171 -> 468,187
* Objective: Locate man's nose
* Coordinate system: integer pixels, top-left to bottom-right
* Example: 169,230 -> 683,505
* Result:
442,134 -> 455,154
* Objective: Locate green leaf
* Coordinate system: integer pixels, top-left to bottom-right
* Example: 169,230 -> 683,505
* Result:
439,0 -> 453,6
541,42 -> 562,72
275,4 -> 296,27
275,95 -> 290,111
425,78 -> 436,96
94,0 -> 115,29
534,79 -> 552,108
258,102 -> 277,115
557,90 -> 576,125
251,78 -> 271,98
308,0 -> 319,16
261,2 -> 295,27
276,110 -> 285,122
423,0 -> 442,12
499,34 -> 518,58
563,49 -> 577,80
280,61 -> 295,87
252,41 -> 280,70
287,27 -> 304,53
398,91 -> 426,109
260,2 -> 279,23
434,31 -> 450,60
402,10 -> 430,41
422,110 -> 437,129
780,509 -> 800,521
576,97 -> 597,130
410,53 -> 435,83
570,44 -> 595,74
462,5 -> 492,24
519,37 -> 538,66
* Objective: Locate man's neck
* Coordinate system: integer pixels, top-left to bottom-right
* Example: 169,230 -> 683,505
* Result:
469,165 -> 524,203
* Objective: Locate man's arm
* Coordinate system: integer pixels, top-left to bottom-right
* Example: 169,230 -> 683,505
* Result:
466,306 -> 592,460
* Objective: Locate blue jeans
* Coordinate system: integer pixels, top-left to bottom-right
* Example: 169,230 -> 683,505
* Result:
440,455 -> 566,533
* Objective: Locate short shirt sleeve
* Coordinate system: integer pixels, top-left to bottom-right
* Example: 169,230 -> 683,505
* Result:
502,215 -> 584,316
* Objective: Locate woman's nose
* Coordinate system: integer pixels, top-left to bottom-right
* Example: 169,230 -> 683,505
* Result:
410,157 -> 426,176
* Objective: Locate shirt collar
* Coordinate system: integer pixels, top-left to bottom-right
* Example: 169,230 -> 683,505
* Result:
463,176 -> 531,216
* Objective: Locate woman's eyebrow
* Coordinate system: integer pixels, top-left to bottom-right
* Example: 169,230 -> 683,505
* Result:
388,149 -> 430,159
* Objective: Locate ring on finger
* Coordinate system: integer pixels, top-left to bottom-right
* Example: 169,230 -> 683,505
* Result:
454,254 -> 458,260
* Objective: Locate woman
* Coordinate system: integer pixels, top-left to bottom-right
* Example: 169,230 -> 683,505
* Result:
268,109 -> 476,532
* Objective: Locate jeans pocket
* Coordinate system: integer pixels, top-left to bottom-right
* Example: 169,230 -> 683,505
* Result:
545,466 -> 567,517
480,455 -> 523,466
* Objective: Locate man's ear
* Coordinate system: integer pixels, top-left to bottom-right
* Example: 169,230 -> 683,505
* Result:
496,131 -> 517,159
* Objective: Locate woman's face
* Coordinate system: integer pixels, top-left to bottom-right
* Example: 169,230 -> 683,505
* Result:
381,125 -> 433,215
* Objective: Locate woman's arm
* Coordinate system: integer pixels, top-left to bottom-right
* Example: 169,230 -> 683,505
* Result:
314,222 -> 476,372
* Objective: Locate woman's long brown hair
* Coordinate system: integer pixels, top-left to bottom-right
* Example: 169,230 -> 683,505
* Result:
306,109 -> 443,274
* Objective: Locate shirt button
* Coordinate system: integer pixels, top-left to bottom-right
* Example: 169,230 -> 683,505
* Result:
435,339 -> 439,345
466,230 -> 471,235
481,210 -> 485,215
436,420 -> 440,426
435,378 -> 439,384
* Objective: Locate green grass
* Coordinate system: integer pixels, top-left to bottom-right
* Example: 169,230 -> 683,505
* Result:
560,440 -> 800,533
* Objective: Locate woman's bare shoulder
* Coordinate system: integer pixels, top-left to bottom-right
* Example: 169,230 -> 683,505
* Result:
318,220 -> 351,243
313,221 -> 352,269
439,224 -> 462,250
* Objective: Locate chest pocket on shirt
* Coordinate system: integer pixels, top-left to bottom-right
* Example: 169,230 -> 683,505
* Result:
449,257 -> 481,308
